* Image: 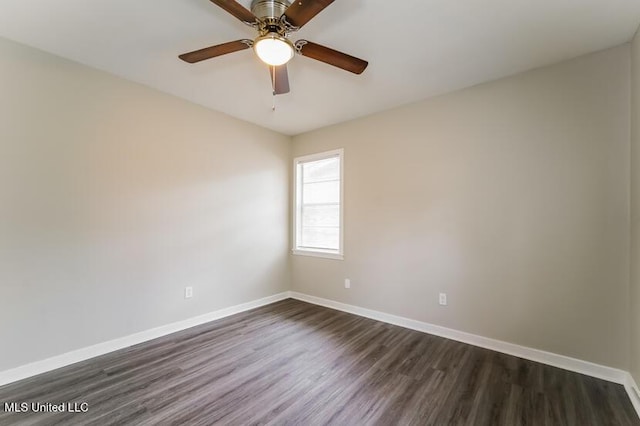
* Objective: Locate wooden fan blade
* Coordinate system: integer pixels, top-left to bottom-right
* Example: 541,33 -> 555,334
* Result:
209,0 -> 257,23
297,40 -> 368,74
284,0 -> 335,28
270,65 -> 290,95
179,40 -> 252,63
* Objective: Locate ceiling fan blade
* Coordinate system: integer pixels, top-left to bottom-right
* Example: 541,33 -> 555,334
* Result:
179,40 -> 252,63
296,40 -> 368,74
270,65 -> 290,95
209,0 -> 257,23
284,0 -> 335,28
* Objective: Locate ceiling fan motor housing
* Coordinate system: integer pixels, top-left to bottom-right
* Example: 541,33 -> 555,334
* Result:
251,0 -> 291,21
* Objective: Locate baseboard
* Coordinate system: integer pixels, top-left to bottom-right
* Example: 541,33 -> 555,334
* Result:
0,292 -> 291,388
289,292 -> 629,385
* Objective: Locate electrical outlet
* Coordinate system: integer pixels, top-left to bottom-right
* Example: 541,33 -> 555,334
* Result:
185,286 -> 193,299
345,279 -> 351,289
439,293 -> 447,306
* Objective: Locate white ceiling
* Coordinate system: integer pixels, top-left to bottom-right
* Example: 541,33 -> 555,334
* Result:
0,1 -> 639,135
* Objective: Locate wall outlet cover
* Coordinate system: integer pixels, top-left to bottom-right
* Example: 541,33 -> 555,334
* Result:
439,293 -> 447,306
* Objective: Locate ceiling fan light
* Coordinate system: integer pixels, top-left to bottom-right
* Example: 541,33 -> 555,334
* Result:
254,33 -> 294,66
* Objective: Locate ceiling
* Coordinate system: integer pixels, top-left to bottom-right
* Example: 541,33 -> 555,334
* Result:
0,1 -> 639,135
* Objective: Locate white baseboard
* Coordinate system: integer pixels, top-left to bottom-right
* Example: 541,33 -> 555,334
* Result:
289,292 -> 628,384
0,292 -> 291,387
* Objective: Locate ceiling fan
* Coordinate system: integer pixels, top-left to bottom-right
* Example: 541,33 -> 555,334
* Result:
179,0 -> 368,95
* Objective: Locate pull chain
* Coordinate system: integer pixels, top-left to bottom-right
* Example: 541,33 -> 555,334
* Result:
271,66 -> 277,111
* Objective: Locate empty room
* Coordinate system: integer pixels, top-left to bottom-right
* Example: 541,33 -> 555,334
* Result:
1,0 -> 640,424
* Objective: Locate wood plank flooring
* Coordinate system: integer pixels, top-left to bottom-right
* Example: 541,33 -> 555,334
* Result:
0,299 -> 638,425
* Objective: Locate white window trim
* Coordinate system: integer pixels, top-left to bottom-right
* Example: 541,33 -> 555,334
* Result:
292,148 -> 344,260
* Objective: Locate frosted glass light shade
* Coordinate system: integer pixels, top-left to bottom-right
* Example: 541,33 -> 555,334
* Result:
254,33 -> 294,66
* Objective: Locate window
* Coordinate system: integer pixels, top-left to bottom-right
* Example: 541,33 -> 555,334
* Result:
293,149 -> 343,260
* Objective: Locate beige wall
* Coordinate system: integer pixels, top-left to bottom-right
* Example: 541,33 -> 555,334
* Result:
291,46 -> 631,369
0,38 -> 291,371
631,28 -> 640,384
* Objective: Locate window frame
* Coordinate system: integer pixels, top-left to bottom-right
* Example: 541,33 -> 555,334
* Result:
292,148 -> 344,260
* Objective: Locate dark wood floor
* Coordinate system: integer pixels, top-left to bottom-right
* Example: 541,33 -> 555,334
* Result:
0,299 -> 638,425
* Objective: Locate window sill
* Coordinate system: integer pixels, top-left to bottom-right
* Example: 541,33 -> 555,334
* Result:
292,249 -> 344,260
